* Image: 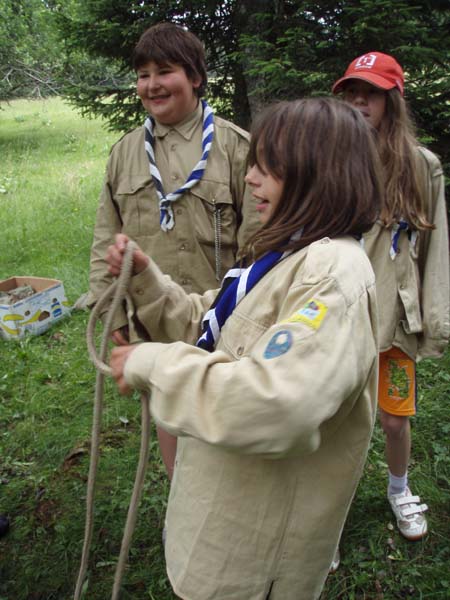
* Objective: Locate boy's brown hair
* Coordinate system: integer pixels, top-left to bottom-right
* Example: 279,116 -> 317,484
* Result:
246,98 -> 383,258
133,22 -> 207,97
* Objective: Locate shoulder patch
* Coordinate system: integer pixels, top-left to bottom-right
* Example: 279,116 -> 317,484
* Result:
263,330 -> 293,359
284,299 -> 328,330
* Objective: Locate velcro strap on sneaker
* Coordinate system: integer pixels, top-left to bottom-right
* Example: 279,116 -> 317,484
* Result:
400,503 -> 428,517
396,495 -> 420,506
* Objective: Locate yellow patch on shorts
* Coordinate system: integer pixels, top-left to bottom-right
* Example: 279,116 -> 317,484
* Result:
284,298 -> 328,330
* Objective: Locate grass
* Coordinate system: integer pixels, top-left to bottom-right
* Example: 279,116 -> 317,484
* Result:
0,97 -> 449,600
0,97 -> 119,299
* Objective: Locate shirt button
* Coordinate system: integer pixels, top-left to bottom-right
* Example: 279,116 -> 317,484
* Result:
400,283 -> 405,290
180,244 -> 187,251
176,208 -> 183,215
170,144 -> 177,151
236,346 -> 244,356
136,288 -> 144,296
171,174 -> 179,181
181,279 -> 189,285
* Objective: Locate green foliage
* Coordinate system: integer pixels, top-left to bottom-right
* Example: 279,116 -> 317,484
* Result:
0,0 -> 64,101
56,53 -> 139,134
237,0 -> 450,185
3,1 -> 449,167
41,0 -> 450,194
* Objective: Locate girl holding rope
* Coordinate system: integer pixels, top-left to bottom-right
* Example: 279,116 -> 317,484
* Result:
106,97 -> 381,599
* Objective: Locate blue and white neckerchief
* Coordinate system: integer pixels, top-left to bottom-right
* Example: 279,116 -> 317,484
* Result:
144,99 -> 214,231
390,220 -> 418,260
196,247 -> 293,353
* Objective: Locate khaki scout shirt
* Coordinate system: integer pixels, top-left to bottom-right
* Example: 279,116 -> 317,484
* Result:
363,147 -> 450,360
125,236 -> 379,600
87,102 -> 260,333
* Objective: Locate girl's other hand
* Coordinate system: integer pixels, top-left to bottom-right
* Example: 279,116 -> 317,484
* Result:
110,344 -> 137,396
111,326 -> 130,346
106,233 -> 149,277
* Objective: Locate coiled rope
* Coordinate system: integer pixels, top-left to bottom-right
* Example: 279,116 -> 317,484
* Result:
74,241 -> 151,600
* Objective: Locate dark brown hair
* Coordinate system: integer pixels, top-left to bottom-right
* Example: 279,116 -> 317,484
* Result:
133,22 -> 207,97
376,88 -> 434,230
246,98 -> 383,258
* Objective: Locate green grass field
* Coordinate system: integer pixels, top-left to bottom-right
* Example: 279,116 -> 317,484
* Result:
0,98 -> 449,599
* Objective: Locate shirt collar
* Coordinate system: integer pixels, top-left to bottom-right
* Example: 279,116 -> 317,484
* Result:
153,101 -> 202,140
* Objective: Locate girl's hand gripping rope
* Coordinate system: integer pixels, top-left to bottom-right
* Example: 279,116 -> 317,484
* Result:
106,234 -> 150,346
110,345 -> 136,396
106,233 -> 149,277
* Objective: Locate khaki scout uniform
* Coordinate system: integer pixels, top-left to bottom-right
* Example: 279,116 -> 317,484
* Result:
363,147 -> 450,361
124,236 -> 379,600
88,102 -> 260,332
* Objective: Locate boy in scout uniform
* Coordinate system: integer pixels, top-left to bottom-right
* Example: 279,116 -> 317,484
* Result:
88,22 -> 259,479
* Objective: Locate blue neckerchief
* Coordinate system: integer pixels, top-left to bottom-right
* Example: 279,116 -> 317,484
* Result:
390,220 -> 417,260
144,99 -> 214,231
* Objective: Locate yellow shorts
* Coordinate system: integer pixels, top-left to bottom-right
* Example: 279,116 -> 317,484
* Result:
378,347 -> 416,416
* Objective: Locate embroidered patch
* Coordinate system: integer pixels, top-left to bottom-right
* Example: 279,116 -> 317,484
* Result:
263,330 -> 293,359
285,298 -> 328,330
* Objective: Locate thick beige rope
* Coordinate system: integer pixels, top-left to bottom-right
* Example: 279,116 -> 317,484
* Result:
74,241 -> 151,600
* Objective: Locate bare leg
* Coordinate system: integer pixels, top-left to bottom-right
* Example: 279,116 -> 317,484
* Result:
379,409 -> 411,477
157,426 -> 177,481
379,408 -> 428,539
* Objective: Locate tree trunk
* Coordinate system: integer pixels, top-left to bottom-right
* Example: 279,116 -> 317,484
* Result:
235,0 -> 284,122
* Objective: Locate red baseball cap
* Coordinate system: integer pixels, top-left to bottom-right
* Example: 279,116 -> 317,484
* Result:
332,52 -> 404,96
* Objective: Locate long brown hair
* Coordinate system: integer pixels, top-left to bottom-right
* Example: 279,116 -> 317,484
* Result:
377,89 -> 434,230
133,22 -> 207,97
245,98 -> 382,258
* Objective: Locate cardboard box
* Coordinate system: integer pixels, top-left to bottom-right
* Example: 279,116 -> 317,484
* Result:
0,276 -> 71,340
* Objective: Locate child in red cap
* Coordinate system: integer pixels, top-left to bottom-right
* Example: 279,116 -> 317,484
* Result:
332,52 -> 449,546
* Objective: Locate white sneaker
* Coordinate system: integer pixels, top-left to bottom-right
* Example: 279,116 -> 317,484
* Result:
329,547 -> 340,574
388,486 -> 428,540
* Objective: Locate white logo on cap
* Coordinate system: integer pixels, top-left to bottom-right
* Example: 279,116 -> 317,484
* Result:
355,54 -> 377,69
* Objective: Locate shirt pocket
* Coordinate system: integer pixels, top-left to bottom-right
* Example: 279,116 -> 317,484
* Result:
219,310 -> 269,359
398,236 -> 422,334
189,179 -> 237,248
114,174 -> 160,236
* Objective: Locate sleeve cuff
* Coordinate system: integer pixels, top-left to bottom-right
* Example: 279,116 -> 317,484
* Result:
129,262 -> 171,308
124,342 -> 164,391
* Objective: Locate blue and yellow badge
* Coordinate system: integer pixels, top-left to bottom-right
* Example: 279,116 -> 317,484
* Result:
284,298 -> 328,330
263,330 -> 293,359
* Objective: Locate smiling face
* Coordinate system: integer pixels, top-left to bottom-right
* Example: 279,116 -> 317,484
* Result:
136,60 -> 200,125
245,162 -> 284,225
342,80 -> 387,130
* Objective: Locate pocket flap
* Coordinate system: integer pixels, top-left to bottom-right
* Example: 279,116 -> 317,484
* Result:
190,179 -> 233,206
116,174 -> 152,196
